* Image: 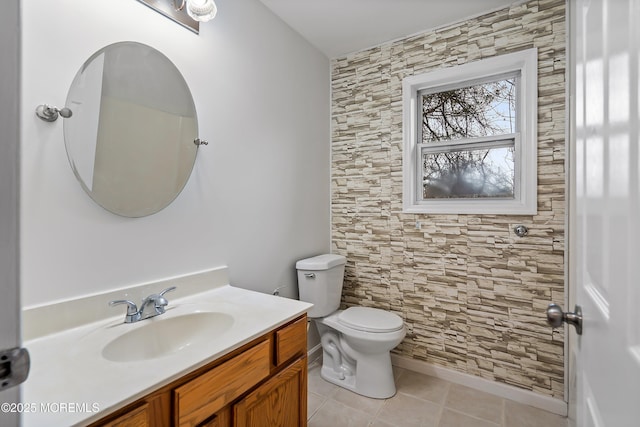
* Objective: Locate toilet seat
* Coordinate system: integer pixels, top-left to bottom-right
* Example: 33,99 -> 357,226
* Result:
337,307 -> 404,333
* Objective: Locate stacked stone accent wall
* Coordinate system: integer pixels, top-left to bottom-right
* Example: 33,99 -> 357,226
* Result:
331,0 -> 566,398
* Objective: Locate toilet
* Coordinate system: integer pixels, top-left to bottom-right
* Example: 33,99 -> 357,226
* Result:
296,254 -> 406,399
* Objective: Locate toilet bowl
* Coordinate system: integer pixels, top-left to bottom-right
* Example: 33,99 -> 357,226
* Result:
297,254 -> 406,399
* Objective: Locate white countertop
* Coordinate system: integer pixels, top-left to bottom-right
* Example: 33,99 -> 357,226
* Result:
21,283 -> 312,426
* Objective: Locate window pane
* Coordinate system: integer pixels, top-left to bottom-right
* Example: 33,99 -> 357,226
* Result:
420,76 -> 517,142
422,144 -> 515,199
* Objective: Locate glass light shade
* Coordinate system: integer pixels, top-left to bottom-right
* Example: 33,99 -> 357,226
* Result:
186,0 -> 217,22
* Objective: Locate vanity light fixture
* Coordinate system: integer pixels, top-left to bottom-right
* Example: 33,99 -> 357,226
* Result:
178,0 -> 217,22
136,0 -> 217,34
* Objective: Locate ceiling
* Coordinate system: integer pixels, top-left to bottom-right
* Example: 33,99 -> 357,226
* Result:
258,0 -> 517,58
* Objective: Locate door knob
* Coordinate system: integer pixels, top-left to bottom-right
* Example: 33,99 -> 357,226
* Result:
546,303 -> 583,335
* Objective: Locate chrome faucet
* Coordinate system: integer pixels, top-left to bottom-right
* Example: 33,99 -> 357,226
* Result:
109,286 -> 176,323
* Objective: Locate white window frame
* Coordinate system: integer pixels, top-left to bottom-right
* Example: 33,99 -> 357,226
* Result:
402,48 -> 538,215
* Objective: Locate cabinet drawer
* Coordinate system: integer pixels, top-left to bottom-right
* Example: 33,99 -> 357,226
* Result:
174,340 -> 271,427
274,316 -> 307,366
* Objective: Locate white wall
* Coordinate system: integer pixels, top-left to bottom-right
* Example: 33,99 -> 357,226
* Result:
21,0 -> 330,307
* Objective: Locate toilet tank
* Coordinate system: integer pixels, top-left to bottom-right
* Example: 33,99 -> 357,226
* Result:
296,254 -> 346,318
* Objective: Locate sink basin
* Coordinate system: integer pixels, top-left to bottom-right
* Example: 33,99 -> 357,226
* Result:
102,312 -> 234,363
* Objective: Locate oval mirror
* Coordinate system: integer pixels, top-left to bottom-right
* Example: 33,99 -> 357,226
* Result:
63,42 -> 200,217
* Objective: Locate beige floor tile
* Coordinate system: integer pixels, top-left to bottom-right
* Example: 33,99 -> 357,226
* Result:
308,399 -> 373,427
308,391 -> 326,419
331,387 -> 386,414
308,364 -> 339,397
376,393 -> 442,427
444,384 -> 504,424
395,372 -> 451,405
307,364 -> 567,427
504,400 -> 567,427
438,409 -> 501,427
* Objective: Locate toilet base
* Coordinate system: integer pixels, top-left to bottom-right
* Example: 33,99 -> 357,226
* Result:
319,351 -> 397,399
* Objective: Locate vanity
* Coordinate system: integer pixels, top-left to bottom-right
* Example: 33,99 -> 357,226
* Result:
21,268 -> 312,426
93,315 -> 307,427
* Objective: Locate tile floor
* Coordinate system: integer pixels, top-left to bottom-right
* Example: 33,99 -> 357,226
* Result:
307,360 -> 568,427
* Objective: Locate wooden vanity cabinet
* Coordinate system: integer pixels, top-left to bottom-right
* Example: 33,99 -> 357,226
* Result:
90,314 -> 307,427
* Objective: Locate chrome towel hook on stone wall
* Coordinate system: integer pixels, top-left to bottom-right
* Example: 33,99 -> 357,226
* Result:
35,104 -> 73,122
513,225 -> 529,237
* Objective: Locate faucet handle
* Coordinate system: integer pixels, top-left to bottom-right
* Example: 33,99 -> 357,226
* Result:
159,286 -> 176,297
109,299 -> 138,316
154,287 -> 176,314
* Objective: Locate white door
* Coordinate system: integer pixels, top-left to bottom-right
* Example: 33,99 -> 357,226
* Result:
0,1 -> 23,426
572,0 -> 640,425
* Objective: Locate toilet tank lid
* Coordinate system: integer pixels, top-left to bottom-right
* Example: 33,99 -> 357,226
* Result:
296,254 -> 346,270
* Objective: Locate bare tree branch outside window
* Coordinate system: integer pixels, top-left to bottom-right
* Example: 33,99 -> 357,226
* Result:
420,76 -> 517,199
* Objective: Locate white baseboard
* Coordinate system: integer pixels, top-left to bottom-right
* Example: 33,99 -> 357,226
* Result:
391,354 -> 568,416
307,343 -> 322,364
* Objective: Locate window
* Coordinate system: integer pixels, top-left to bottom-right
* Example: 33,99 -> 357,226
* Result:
402,48 -> 538,214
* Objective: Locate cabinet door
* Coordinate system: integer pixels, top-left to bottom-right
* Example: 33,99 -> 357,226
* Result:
233,357 -> 307,427
97,402 -> 149,427
196,407 -> 230,427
